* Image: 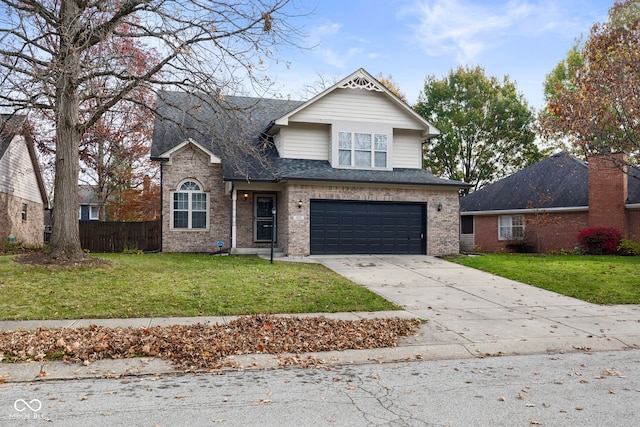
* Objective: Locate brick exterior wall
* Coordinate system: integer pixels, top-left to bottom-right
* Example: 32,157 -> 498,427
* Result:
161,146 -> 230,252
0,192 -> 44,246
471,212 -> 588,253
282,183 -> 461,256
588,153 -> 627,234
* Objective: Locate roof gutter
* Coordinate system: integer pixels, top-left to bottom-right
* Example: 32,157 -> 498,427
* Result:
461,206 -> 589,216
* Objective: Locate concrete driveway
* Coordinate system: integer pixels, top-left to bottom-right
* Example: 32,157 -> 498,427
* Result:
312,255 -> 640,358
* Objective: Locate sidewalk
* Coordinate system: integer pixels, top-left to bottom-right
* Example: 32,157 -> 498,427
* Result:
2,255 -> 639,383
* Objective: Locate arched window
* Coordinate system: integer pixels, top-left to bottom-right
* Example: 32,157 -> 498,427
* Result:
172,180 -> 208,229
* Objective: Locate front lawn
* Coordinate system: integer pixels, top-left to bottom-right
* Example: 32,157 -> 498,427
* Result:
446,254 -> 640,304
0,253 -> 399,320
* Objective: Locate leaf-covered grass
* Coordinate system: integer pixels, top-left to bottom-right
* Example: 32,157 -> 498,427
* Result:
445,254 -> 640,304
0,254 -> 399,320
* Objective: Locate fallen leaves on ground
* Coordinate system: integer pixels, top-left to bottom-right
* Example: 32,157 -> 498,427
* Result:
0,315 -> 419,370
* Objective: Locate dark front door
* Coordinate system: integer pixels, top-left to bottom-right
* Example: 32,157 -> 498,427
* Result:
254,195 -> 275,242
310,200 -> 426,255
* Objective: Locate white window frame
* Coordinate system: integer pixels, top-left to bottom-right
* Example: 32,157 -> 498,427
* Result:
78,205 -> 99,220
498,215 -> 525,240
338,131 -> 388,169
170,179 -> 209,230
332,122 -> 392,170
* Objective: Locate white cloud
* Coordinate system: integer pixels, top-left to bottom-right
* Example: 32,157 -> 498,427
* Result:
402,0 -> 611,64
306,18 -> 376,69
407,0 -> 534,62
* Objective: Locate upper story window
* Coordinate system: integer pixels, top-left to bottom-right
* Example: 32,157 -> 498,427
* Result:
498,215 -> 524,240
172,180 -> 208,230
338,131 -> 388,168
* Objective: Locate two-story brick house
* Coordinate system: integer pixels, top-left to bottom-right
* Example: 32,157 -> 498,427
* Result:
151,69 -> 469,256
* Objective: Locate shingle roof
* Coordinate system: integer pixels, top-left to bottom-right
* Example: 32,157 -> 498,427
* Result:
0,114 -> 27,160
151,91 -> 304,160
460,152 -> 589,212
460,151 -> 640,212
152,92 -> 467,188
628,167 -> 640,204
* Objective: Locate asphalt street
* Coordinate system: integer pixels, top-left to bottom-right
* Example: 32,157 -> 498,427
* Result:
2,349 -> 640,426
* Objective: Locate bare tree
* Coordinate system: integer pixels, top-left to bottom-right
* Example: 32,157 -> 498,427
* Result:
0,0 -> 304,260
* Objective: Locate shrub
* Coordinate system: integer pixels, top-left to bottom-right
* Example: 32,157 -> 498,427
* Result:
617,239 -> 640,256
506,240 -> 534,253
576,227 -> 621,255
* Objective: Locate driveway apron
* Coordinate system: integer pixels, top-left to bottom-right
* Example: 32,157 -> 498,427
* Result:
312,255 -> 640,357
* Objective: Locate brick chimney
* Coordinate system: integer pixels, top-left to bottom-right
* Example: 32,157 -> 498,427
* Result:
588,152 -> 628,235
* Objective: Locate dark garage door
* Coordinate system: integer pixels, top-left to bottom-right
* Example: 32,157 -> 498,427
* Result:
310,200 -> 426,255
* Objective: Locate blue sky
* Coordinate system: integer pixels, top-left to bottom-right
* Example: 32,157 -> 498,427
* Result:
267,0 -> 614,112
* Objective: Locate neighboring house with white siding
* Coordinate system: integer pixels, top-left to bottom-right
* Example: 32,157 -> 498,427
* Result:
151,69 -> 469,256
0,114 -> 49,246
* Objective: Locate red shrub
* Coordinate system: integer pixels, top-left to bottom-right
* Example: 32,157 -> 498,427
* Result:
576,227 -> 622,255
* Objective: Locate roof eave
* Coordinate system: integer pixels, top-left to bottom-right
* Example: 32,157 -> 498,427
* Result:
461,206 -> 589,215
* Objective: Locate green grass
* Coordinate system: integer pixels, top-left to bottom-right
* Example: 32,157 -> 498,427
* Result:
446,253 -> 640,304
0,253 -> 399,320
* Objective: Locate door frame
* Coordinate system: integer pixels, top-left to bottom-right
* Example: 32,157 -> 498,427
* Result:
253,193 -> 276,242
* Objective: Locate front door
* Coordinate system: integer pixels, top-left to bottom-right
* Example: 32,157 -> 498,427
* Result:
254,195 -> 276,242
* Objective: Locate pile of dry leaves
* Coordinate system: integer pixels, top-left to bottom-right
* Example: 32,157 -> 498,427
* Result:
0,315 -> 419,371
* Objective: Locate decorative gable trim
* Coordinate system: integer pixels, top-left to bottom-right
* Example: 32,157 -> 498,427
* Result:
339,74 -> 384,92
156,138 -> 221,165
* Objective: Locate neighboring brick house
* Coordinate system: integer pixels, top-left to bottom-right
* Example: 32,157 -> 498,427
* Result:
460,151 -> 640,253
151,68 -> 469,256
0,114 -> 49,246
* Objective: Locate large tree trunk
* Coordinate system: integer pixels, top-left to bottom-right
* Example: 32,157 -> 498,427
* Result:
50,94 -> 83,260
49,1 -> 84,260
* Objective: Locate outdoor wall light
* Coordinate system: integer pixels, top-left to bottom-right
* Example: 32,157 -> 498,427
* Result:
243,192 -> 249,201
298,200 -> 303,209
437,203 -> 443,212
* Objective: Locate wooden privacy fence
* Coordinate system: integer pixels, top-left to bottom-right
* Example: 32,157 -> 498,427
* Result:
79,220 -> 160,253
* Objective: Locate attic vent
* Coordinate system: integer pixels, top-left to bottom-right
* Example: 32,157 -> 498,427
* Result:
340,76 -> 383,92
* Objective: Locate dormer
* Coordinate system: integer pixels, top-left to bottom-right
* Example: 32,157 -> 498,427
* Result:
269,69 -> 440,170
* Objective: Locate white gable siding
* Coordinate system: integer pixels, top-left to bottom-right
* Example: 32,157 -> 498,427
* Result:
289,89 -> 424,130
0,136 -> 43,204
277,123 -> 330,160
393,129 -> 423,169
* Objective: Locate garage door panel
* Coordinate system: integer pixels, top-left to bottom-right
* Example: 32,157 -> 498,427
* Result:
310,200 -> 426,255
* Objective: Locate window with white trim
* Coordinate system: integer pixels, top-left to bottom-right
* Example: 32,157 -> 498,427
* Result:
498,215 -> 524,240
338,131 -> 388,168
172,180 -> 208,229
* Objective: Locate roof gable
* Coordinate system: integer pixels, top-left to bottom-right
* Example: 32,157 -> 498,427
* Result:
272,68 -> 439,137
0,114 -> 49,208
460,152 -> 589,212
155,138 -> 222,164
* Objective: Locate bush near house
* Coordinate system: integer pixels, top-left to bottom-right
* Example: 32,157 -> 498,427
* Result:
618,239 -> 640,256
577,227 -> 621,255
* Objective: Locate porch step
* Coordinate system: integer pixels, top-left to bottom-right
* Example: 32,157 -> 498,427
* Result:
231,248 -> 285,257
